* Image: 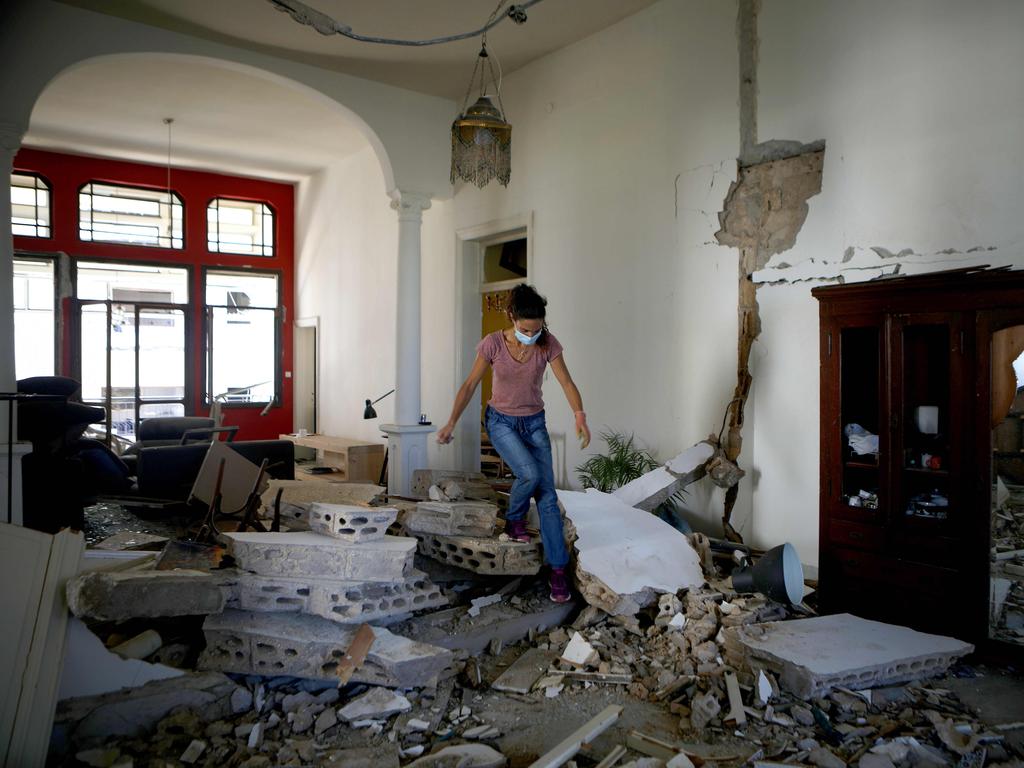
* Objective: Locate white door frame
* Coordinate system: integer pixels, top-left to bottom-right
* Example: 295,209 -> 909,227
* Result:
294,315 -> 320,434
452,212 -> 533,471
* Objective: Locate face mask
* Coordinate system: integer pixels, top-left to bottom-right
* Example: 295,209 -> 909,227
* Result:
514,325 -> 542,345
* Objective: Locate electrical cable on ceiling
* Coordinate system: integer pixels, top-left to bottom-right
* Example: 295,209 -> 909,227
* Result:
266,0 -> 540,46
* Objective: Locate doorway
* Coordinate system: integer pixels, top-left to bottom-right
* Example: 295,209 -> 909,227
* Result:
453,214 -> 533,473
293,320 -> 318,437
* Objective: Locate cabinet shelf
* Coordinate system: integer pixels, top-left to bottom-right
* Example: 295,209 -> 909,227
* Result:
903,467 -> 949,477
845,460 -> 879,470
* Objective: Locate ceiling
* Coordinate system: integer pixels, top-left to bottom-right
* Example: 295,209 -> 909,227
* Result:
59,0 -> 660,99
28,1 -> 658,180
26,57 -> 369,181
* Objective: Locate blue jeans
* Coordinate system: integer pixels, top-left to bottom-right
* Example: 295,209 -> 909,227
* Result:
485,406 -> 569,568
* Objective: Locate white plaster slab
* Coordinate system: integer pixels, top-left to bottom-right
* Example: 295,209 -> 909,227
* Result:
728,614 -> 973,698
665,442 -> 716,476
224,531 -> 415,552
57,617 -> 183,700
558,489 -> 705,596
613,442 -> 714,510
612,466 -> 676,509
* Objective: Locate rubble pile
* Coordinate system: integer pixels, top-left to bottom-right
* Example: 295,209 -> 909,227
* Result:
991,481 -> 1024,643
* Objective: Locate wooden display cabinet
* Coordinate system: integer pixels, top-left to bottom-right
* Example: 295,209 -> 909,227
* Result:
813,268 -> 1024,646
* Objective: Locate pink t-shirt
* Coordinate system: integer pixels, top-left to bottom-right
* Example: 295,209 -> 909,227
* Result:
477,330 -> 564,416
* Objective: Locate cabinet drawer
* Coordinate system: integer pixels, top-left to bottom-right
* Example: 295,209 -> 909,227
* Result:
824,546 -> 959,597
828,520 -> 885,551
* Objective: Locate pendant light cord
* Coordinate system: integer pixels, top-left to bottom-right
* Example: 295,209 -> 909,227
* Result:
268,0 -> 542,46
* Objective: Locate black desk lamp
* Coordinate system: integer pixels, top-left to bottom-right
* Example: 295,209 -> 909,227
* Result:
363,389 -> 395,419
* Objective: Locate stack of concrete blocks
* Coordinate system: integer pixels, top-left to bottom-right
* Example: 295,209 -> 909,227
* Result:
200,502 -> 454,685
260,480 -> 388,532
403,500 -> 543,576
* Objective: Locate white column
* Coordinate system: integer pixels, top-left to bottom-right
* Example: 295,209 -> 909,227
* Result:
379,190 -> 434,497
0,122 -> 30,525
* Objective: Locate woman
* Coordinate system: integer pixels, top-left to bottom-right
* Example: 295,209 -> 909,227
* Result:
436,284 -> 590,603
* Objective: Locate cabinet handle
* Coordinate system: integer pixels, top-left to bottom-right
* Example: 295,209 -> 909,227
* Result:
849,531 -> 863,540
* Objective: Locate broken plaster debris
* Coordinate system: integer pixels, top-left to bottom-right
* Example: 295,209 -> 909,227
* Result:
559,488 -> 705,615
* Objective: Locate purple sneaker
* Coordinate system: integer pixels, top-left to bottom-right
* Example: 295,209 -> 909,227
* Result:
505,520 -> 532,543
549,566 -> 571,603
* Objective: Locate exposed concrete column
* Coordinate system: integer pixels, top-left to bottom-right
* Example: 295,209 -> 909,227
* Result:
0,122 -> 29,525
379,190 -> 434,497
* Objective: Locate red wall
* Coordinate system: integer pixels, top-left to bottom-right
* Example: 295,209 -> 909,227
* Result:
13,147 -> 295,440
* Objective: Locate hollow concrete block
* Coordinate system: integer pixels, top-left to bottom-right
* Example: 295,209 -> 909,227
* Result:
66,569 -> 228,621
199,610 -> 457,688
403,502 -> 498,538
223,531 -> 416,580
307,503 -> 398,542
412,532 -> 542,575
232,569 -> 447,623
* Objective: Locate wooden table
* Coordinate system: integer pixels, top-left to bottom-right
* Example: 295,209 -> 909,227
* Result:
279,434 -> 386,483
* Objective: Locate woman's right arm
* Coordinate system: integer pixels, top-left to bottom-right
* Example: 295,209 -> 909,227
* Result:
436,354 -> 490,444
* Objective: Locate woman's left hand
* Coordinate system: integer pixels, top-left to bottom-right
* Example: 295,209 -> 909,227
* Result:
575,411 -> 591,450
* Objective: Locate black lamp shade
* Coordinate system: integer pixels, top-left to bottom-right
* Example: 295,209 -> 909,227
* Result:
731,542 -> 804,605
363,399 -> 377,420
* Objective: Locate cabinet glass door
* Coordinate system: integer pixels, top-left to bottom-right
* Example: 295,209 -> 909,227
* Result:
893,315 -> 964,546
837,323 -> 885,521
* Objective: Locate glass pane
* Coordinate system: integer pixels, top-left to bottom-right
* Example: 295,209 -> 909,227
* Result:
205,271 -> 278,309
11,172 -> 51,238
13,259 -> 55,378
990,325 -> 1024,645
79,182 -> 183,249
839,326 -> 881,512
138,307 -> 185,401
209,306 -> 276,403
140,402 -> 185,420
79,304 -> 108,405
208,198 -> 274,257
109,303 -> 138,440
77,261 -> 188,304
900,324 -> 951,524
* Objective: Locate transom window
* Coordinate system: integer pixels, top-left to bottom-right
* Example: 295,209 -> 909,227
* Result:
208,198 -> 274,257
79,182 -> 183,249
11,173 -> 51,238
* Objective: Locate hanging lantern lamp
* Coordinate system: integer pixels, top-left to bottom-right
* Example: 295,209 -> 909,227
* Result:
451,43 -> 511,188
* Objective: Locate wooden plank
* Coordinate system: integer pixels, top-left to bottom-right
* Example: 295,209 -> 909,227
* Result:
336,623 -> 375,687
546,668 -> 632,685
12,528 -> 84,764
0,524 -> 53,764
626,731 -> 680,761
595,745 -> 628,768
493,648 -> 559,694
724,671 -> 747,725
528,705 -> 622,768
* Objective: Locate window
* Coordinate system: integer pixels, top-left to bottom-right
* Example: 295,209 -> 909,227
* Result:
11,173 -> 51,238
13,257 -> 55,378
208,198 -> 274,257
206,270 -> 279,405
76,261 -> 189,440
79,182 -> 183,249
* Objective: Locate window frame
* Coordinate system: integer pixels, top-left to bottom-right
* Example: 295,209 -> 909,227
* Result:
202,265 -> 282,408
70,256 -> 195,441
206,196 -> 276,258
78,180 -> 186,251
11,171 -> 54,239
12,251 -> 61,379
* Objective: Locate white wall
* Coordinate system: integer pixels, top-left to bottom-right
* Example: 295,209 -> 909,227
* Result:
750,0 -> 1024,563
296,0 -> 1024,566
445,0 -> 742,532
295,147 -> 454,463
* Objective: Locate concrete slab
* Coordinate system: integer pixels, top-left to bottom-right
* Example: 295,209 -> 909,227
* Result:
403,501 -> 499,538
613,442 -> 714,511
559,489 -> 705,615
722,613 -> 974,699
199,610 -> 457,688
232,569 -> 447,623
412,532 -> 542,575
492,648 -> 560,694
308,503 -> 398,542
224,531 -> 416,580
66,568 -> 228,621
